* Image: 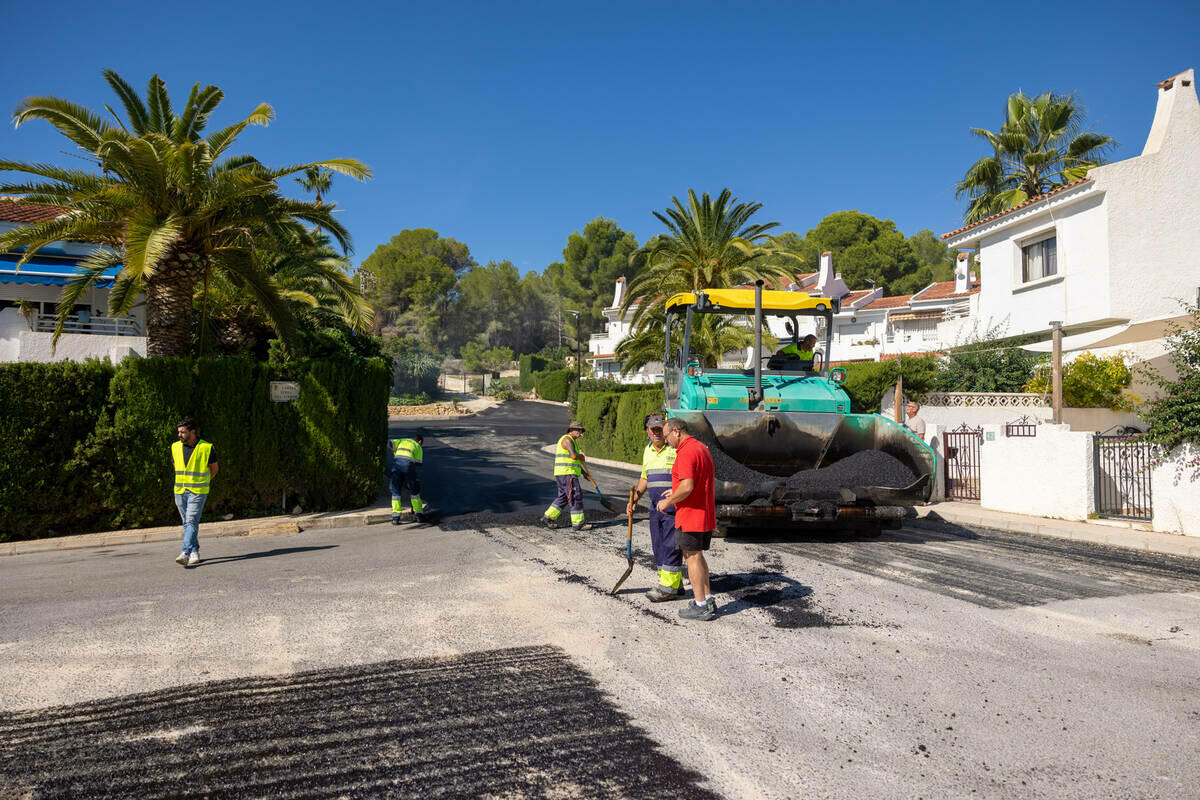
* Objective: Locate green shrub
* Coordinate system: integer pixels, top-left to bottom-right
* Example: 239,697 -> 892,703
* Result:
487,378 -> 519,401
389,393 -> 432,406
840,356 -> 941,414
573,388 -> 664,462
566,377 -> 652,416
1025,351 -> 1135,410
535,368 -> 573,402
1140,303 -> 1200,453
0,360 -> 115,538
519,354 -> 549,390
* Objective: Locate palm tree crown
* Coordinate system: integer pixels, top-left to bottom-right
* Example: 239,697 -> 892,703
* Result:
0,70 -> 371,356
956,91 -> 1114,223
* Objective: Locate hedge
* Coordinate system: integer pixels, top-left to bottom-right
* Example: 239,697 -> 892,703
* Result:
0,356 -> 390,542
574,388 -> 664,463
519,354 -> 549,390
534,368 -> 573,402
840,356 -> 940,414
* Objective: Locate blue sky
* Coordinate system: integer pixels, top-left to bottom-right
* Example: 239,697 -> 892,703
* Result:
4,0 -> 1198,274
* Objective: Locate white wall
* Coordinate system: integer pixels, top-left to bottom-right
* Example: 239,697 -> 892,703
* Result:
1152,444 -> 1200,536
17,330 -> 145,363
980,425 -> 1095,520
1100,71 -> 1200,324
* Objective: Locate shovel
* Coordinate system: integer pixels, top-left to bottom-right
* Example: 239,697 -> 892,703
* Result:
609,487 -> 636,595
584,471 -> 624,513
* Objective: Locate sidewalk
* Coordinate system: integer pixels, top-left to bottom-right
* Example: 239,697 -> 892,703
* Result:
0,507 -> 394,558
912,501 -> 1200,558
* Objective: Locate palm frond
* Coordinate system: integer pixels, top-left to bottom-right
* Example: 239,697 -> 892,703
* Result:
101,69 -> 150,133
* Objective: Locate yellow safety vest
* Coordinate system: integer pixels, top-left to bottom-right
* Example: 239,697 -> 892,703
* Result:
392,438 -> 423,465
172,440 -> 213,495
640,442 -> 677,504
554,435 -> 583,476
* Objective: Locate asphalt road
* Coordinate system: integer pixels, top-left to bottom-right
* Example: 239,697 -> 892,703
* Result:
2,402 -> 1199,799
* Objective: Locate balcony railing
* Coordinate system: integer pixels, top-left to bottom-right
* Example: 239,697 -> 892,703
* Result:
31,313 -> 142,337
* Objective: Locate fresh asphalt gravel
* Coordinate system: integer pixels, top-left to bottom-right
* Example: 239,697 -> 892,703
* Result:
2,402 -> 1199,799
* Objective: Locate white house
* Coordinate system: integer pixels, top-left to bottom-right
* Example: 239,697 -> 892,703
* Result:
1,199 -> 145,363
941,68 -> 1200,385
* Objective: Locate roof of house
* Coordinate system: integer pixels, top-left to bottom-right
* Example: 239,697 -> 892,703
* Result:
0,198 -> 64,224
861,294 -> 912,310
913,278 -> 981,301
842,289 -> 877,306
940,178 -> 1092,240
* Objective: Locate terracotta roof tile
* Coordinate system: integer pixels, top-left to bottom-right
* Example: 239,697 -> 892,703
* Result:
861,294 -> 912,310
914,278 -> 981,301
0,198 -> 65,224
940,178 -> 1092,240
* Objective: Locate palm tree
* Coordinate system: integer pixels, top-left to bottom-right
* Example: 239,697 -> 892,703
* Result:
296,166 -> 333,205
615,310 -> 770,376
956,91 -> 1114,223
195,233 -> 373,357
621,189 -> 796,329
0,70 -> 371,356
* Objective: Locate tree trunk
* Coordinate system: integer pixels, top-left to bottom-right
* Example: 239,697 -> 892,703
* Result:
145,251 -> 206,357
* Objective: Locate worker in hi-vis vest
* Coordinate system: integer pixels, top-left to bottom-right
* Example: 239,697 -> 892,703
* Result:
626,413 -> 684,602
172,417 -> 218,567
768,333 -> 818,370
390,433 -> 427,523
541,420 -> 592,531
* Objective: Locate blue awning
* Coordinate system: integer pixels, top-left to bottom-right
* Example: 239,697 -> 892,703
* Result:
0,252 -> 121,288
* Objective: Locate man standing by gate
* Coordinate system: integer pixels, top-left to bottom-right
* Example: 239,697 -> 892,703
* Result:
390,433 -> 427,523
626,414 -> 684,601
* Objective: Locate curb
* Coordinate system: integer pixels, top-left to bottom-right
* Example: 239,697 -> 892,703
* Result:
912,506 -> 1200,559
0,509 -> 395,558
537,444 -> 642,475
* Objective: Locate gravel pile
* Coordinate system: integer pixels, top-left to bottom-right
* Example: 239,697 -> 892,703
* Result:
710,444 -> 916,497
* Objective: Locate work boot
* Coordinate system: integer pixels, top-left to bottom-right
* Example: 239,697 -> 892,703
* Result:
540,516 -> 556,529
572,522 -> 593,532
678,597 -> 717,621
645,586 -> 686,603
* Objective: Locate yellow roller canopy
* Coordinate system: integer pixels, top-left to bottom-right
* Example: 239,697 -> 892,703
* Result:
664,288 -> 835,313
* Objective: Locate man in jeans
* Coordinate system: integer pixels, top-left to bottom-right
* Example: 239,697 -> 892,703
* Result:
656,417 -> 717,621
172,418 -> 218,567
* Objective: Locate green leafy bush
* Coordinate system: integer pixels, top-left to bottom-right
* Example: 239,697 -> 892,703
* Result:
519,354 -> 549,390
0,361 -> 115,537
840,356 -> 941,414
1141,304 -> 1200,453
535,368 -> 573,402
389,393 -> 432,406
567,377 -> 654,416
937,323 -> 1042,392
1025,351 -> 1135,410
487,378 -> 519,401
573,388 -> 663,462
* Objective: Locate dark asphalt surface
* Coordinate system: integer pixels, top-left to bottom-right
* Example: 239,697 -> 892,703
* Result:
0,646 -> 717,800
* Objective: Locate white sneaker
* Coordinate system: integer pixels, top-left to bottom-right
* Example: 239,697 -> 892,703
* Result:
175,552 -> 188,565
187,552 -> 201,566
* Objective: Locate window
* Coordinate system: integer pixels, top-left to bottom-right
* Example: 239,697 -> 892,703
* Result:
1022,236 -> 1057,282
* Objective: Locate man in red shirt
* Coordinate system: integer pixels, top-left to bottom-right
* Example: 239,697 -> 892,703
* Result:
656,417 -> 717,621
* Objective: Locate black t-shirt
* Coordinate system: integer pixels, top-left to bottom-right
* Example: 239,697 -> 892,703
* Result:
182,442 -> 217,465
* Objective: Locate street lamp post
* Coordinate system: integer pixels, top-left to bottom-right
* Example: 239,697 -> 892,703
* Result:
566,310 -> 582,389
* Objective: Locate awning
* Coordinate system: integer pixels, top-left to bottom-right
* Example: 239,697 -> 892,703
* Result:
1021,313 -> 1191,353
888,310 -> 943,322
0,252 -> 120,288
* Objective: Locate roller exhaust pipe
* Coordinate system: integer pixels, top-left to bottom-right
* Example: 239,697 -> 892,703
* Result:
751,279 -> 764,410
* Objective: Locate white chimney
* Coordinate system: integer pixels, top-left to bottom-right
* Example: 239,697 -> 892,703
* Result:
955,252 -> 970,293
612,276 -> 625,308
816,251 -> 850,299
1143,68 -> 1197,156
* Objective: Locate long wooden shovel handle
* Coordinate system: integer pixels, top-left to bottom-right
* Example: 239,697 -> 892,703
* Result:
625,487 -> 635,559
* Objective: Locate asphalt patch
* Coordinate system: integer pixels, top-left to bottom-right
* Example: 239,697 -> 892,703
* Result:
0,646 -> 720,800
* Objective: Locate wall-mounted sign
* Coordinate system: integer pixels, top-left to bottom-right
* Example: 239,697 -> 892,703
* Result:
270,381 -> 301,402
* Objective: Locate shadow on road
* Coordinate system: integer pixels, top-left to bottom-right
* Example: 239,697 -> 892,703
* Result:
193,545 -> 338,567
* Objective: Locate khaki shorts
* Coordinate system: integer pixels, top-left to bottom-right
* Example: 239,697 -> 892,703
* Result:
675,529 -> 713,552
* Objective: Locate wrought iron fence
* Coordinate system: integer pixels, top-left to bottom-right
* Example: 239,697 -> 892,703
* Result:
1093,435 -> 1157,521
1004,416 -> 1039,438
944,423 -> 983,502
